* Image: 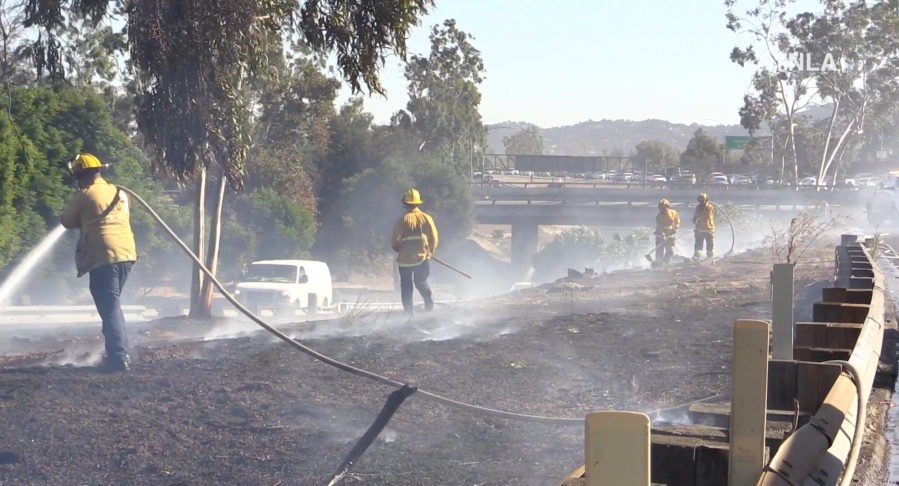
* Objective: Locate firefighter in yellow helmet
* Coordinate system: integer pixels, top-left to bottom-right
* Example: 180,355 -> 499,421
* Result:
60,153 -> 138,372
654,199 -> 680,265
391,188 -> 438,315
692,193 -> 715,260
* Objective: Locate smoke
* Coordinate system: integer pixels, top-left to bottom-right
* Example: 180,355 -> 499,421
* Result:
280,310 -> 521,344
201,319 -> 263,341
649,406 -> 693,426
39,345 -> 105,367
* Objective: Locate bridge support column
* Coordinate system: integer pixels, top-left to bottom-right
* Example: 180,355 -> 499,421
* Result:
511,221 -> 539,279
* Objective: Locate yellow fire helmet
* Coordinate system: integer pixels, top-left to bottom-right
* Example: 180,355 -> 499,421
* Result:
698,193 -> 709,202
658,199 -> 670,207
68,153 -> 104,174
402,188 -> 423,205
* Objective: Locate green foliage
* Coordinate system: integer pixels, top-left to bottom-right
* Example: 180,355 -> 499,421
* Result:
402,19 -> 487,171
680,129 -> 724,176
717,201 -> 763,233
248,56 -> 342,210
632,140 -> 679,167
317,150 -> 474,274
410,159 -> 475,246
532,227 -> 654,283
24,0 -> 435,193
0,84 -> 193,290
233,188 -> 316,261
502,126 -> 544,155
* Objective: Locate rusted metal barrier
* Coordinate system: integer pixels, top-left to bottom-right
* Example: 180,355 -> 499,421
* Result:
553,233 -> 886,486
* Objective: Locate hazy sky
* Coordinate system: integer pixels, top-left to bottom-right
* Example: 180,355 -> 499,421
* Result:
336,0 -> 821,129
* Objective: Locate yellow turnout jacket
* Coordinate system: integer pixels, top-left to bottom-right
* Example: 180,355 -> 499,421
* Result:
60,177 -> 138,277
655,208 -> 680,237
391,207 -> 438,267
693,202 -> 715,232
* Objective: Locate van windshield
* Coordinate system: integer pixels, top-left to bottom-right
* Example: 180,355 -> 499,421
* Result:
241,264 -> 297,283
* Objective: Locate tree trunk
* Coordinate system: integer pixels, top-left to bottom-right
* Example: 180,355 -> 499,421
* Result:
197,173 -> 227,317
188,167 -> 207,318
788,122 -> 800,187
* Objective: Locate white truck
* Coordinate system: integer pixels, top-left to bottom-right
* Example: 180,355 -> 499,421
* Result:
233,260 -> 333,315
866,172 -> 899,225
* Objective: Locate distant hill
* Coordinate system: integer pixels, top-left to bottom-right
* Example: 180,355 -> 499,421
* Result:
486,107 -> 832,156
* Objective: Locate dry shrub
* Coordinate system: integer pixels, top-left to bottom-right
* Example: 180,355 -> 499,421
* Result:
762,208 -> 846,265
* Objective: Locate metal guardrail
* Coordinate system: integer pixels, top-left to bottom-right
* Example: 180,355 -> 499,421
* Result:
757,235 -> 886,486
551,233 -> 887,486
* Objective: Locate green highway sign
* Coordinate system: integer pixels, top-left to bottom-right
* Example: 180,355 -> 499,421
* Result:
725,136 -> 753,150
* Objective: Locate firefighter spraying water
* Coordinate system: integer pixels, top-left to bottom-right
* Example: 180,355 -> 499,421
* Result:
59,153 -> 138,373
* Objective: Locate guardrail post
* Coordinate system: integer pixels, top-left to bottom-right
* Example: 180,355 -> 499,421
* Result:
771,263 -> 794,360
308,293 -> 318,317
584,411 -> 650,486
729,319 -> 770,486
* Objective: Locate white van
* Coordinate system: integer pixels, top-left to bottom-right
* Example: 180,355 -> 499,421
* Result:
233,260 -> 333,312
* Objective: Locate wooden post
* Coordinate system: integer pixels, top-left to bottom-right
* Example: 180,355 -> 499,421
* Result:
771,263 -> 794,359
585,411 -> 651,486
729,319 -> 770,486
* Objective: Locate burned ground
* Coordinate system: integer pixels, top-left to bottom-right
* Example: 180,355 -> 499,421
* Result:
0,247 -> 834,486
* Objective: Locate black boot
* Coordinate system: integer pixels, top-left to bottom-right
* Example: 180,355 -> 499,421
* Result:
101,355 -> 130,373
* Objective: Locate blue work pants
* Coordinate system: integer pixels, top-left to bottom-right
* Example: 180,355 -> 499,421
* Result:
89,262 -> 134,362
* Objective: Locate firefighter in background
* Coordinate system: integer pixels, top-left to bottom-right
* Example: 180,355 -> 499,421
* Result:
391,188 -> 438,316
654,199 -> 680,265
692,193 -> 716,260
60,153 -> 138,372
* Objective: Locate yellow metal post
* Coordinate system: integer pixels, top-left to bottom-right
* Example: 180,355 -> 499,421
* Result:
729,319 -> 770,486
585,411 -> 651,486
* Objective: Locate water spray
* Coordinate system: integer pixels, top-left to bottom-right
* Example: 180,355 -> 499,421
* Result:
0,225 -> 67,306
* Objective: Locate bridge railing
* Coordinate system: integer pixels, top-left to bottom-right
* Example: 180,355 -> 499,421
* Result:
470,180 -> 872,191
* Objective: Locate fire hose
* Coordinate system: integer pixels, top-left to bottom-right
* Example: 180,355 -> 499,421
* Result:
710,201 -> 737,256
118,184 -> 725,422
118,186 -> 587,424
116,185 -> 743,485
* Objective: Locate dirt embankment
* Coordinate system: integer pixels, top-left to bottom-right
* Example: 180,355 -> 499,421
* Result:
0,246 -> 839,486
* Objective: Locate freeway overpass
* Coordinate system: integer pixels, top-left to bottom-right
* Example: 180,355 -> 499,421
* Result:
471,183 -> 870,208
471,183 -> 870,277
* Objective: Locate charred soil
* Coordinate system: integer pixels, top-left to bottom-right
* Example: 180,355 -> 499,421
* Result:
0,247 -> 834,486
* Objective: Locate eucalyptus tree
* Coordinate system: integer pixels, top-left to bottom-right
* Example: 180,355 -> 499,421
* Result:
401,19 -> 487,172
22,0 -> 434,317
